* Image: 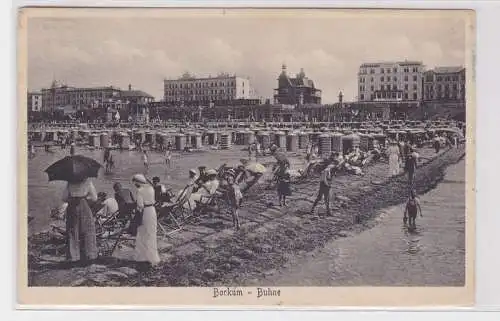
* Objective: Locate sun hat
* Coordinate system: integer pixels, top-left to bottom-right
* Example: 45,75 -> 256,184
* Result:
132,173 -> 148,184
206,169 -> 217,176
189,169 -> 197,175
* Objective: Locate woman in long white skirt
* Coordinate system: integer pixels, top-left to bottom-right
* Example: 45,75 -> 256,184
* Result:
388,141 -> 400,176
132,174 -> 160,269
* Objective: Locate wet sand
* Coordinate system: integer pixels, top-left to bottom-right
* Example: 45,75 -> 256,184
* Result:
264,159 -> 465,286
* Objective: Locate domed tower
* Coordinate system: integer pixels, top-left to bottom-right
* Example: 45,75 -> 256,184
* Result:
281,63 -> 287,76
278,63 -> 291,88
298,68 -> 306,79
338,90 -> 344,105
275,63 -> 291,104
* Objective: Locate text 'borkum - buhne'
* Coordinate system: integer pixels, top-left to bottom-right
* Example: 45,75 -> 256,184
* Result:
213,287 -> 244,298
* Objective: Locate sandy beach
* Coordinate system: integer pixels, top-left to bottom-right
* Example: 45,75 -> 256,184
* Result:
27,144 -> 465,287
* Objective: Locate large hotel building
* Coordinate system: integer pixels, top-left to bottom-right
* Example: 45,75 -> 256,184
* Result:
357,61 -> 424,102
422,66 -> 466,103
32,81 -> 154,112
163,72 -> 256,106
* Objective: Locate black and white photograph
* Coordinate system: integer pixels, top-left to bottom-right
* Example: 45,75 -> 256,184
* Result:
19,7 -> 474,306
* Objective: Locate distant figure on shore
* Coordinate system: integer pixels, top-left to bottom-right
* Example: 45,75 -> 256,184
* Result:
388,140 -> 400,176
405,147 -> 419,189
310,165 -> 335,216
105,154 -> 114,173
103,147 -> 110,164
404,189 -> 423,228
60,137 -> 66,150
255,142 -> 261,161
142,150 -> 149,172
277,170 -> 292,206
164,147 -> 172,168
70,143 -> 76,156
398,140 -> 406,168
305,142 -> 312,164
28,142 -> 36,159
433,135 -> 441,154
226,172 -> 242,230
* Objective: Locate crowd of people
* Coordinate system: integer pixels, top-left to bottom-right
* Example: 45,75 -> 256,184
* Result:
42,125 -> 463,271
50,148 -> 267,270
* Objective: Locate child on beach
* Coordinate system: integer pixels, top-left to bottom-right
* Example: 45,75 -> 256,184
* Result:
404,189 -> 423,228
165,147 -> 172,168
226,173 -> 242,230
142,150 -> 149,172
277,170 -> 292,206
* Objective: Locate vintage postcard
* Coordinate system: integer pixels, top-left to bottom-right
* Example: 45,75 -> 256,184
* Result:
17,7 -> 475,307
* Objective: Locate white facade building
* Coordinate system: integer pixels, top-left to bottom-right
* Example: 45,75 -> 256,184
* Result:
163,72 -> 255,105
357,60 -> 424,102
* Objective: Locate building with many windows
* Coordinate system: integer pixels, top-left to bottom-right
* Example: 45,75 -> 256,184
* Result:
40,80 -> 122,111
273,64 -> 322,105
422,66 -> 466,103
357,60 -> 424,102
27,92 -> 42,112
163,72 -> 255,106
37,81 -> 154,115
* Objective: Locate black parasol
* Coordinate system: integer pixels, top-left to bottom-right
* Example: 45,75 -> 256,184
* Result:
45,155 -> 102,183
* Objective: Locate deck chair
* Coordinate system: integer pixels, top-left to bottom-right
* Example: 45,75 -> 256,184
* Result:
192,186 -> 226,218
192,164 -> 227,215
95,210 -> 134,257
156,184 -> 194,238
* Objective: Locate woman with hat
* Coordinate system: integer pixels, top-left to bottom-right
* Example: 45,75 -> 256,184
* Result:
131,173 -> 160,269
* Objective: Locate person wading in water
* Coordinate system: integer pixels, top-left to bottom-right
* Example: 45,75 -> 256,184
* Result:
403,189 -> 423,228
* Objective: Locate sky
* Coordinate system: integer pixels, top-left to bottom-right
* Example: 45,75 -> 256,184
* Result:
26,9 -> 468,103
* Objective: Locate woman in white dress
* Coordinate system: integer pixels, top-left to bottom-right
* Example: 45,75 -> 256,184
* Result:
132,174 -> 160,269
388,140 -> 400,177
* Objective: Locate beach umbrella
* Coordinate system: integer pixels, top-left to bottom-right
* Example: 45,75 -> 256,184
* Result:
45,155 -> 102,183
246,162 -> 267,174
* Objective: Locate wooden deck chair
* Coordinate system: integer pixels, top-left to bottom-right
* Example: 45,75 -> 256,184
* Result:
192,187 -> 224,217
157,184 -> 194,238
95,210 -> 134,257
